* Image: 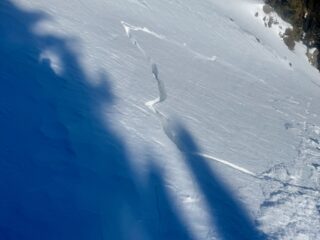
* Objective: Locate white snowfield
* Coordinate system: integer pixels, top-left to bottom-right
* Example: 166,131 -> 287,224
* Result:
6,0 -> 320,239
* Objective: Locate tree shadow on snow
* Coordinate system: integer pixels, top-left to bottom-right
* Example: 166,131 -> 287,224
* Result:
175,123 -> 267,240
0,1 -> 266,239
0,1 -> 192,239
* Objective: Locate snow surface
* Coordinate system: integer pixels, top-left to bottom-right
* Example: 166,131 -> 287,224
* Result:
1,0 -> 320,239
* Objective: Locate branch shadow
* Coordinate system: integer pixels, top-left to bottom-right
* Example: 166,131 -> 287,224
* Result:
0,1 -> 267,239
174,123 -> 267,240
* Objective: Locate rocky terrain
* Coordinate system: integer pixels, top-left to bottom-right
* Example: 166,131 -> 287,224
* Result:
265,0 -> 320,69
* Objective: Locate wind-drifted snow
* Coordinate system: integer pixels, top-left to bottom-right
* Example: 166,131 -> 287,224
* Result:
2,0 -> 320,239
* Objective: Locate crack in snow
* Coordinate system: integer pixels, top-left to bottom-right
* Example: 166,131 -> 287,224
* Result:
121,20 -> 260,177
121,21 -> 216,62
121,21 -> 320,194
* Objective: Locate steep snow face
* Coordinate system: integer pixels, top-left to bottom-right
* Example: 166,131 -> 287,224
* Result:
2,0 -> 320,239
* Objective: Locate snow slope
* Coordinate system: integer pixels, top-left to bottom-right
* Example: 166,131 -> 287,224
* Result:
1,0 -> 320,239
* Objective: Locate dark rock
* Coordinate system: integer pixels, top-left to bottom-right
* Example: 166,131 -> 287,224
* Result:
265,0 -> 320,70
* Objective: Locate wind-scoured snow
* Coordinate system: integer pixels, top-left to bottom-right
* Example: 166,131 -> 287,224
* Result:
1,0 -> 320,239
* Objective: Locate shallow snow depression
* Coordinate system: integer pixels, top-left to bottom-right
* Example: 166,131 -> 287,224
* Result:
1,0 -> 320,239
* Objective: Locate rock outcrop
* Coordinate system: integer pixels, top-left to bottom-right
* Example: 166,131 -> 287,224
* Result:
266,0 -> 320,69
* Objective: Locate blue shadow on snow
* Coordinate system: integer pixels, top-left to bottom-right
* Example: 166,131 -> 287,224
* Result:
0,1 -> 267,239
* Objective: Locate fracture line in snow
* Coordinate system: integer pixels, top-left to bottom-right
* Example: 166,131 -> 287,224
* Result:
121,21 -> 217,62
258,174 -> 320,192
122,21 -> 320,195
121,21 -> 170,136
121,21 -> 320,192
122,21 -> 320,196
122,21 -> 166,41
195,153 -> 257,176
121,20 -> 257,178
192,152 -> 320,192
